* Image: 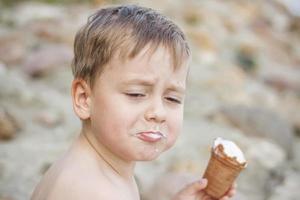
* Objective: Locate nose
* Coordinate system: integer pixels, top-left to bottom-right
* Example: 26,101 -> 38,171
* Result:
144,97 -> 166,124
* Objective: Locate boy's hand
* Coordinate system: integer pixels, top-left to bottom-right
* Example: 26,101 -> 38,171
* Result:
172,179 -> 236,200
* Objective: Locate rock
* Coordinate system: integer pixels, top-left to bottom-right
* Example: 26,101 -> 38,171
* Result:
236,43 -> 258,73
0,161 -> 4,179
261,67 -> 300,94
277,0 -> 300,17
0,196 -> 15,200
35,109 -> 64,128
230,192 -> 249,200
0,68 -> 42,107
291,137 -> 300,170
267,2 -> 291,32
247,139 -> 286,170
182,5 -> 203,26
22,44 -> 73,77
0,108 -> 20,140
0,31 -> 26,65
29,19 -> 65,42
12,2 -> 64,26
220,105 -> 294,158
289,16 -> 300,33
187,29 -> 217,52
186,64 -> 250,110
92,0 -> 109,6
0,62 -> 7,75
268,169 -> 300,200
276,93 -> 300,137
238,138 -> 287,200
28,18 -> 76,44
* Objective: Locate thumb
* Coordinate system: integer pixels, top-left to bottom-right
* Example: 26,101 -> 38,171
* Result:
179,178 -> 208,195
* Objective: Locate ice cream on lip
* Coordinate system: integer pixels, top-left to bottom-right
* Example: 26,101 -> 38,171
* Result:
135,130 -> 167,143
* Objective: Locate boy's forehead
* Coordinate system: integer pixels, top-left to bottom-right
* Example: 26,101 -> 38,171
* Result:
111,44 -> 189,72
92,44 -> 190,90
103,45 -> 189,87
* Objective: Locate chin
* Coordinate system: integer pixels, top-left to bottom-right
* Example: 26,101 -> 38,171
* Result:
137,155 -> 160,161
136,147 -> 167,161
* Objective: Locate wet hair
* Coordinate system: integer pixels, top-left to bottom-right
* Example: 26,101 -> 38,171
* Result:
72,4 -> 190,87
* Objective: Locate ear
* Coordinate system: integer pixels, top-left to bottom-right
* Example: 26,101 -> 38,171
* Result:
71,79 -> 92,120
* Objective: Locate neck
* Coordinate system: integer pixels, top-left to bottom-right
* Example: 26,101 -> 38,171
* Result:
79,129 -> 135,180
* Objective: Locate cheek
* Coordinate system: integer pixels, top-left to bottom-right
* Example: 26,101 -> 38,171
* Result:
166,109 -> 183,147
91,95 -> 141,135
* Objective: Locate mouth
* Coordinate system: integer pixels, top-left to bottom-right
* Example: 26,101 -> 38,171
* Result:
136,131 -> 166,143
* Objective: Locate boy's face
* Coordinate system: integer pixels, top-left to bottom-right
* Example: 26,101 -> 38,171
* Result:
88,45 -> 188,161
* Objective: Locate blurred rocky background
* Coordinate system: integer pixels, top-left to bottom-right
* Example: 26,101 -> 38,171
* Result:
0,0 -> 299,199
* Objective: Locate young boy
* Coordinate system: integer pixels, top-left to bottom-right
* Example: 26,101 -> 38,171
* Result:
31,5 -> 236,200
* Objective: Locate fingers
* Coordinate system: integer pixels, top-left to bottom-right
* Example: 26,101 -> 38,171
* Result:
177,178 -> 208,196
202,194 -> 214,200
227,182 -> 237,197
220,182 -> 237,200
220,197 -> 229,200
226,187 -> 236,198
185,178 -> 208,195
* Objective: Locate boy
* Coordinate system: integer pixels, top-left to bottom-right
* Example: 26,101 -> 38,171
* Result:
31,5 -> 236,200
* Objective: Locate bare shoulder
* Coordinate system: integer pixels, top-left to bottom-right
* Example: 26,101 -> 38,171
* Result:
32,155 -> 110,200
47,166 -> 110,200
31,138 -> 139,200
31,149 -> 120,200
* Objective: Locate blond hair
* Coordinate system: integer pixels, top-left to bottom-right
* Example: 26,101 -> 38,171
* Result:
72,5 -> 190,86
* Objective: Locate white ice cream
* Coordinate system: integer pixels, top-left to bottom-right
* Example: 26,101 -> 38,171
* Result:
213,137 -> 246,163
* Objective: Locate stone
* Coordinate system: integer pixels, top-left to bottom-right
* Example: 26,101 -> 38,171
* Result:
238,138 -> 287,200
182,5 -> 203,25
220,105 -> 294,158
268,169 -> 300,200
262,67 -> 300,94
0,32 -> 26,65
35,109 -> 64,128
187,29 -> 217,52
92,0 -> 107,6
276,93 -> 300,138
0,161 -> 4,179
291,137 -> 300,170
28,18 -> 76,45
13,2 -> 64,26
0,108 -> 20,140
277,0 -> 300,17
22,44 -> 73,77
0,62 -> 7,75
289,16 -> 300,33
236,43 -> 258,73
0,196 -> 15,200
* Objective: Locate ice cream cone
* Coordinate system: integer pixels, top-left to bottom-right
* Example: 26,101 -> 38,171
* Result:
203,144 -> 247,199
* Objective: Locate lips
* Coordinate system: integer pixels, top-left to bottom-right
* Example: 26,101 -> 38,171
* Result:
136,131 -> 165,143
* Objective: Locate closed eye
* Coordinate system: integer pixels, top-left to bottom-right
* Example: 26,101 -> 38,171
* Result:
125,93 -> 145,98
165,97 -> 182,104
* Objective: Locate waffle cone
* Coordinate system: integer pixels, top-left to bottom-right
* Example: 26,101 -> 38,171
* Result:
203,145 -> 246,199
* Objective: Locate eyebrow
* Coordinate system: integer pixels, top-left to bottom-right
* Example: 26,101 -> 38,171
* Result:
167,84 -> 186,94
122,78 -> 186,94
122,78 -> 155,86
